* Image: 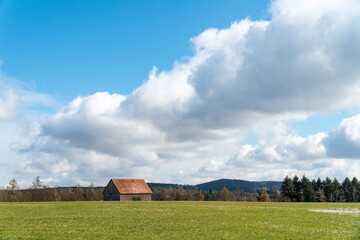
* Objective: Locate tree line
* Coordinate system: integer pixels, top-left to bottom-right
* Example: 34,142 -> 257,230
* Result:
150,186 -> 278,202
1,175 -> 359,202
0,176 -> 102,202
0,176 -> 279,202
152,175 -> 360,202
281,175 -> 360,202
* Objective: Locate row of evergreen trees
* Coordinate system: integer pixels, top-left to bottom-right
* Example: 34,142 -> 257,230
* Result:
281,175 -> 360,202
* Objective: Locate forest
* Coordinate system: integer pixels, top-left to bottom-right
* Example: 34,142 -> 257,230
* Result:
0,175 -> 359,202
280,175 -> 360,202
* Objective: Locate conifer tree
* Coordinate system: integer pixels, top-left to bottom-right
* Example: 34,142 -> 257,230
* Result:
332,178 -> 342,202
342,177 -> 353,202
301,175 -> 315,202
315,177 -> 323,191
323,177 -> 334,202
351,177 -> 359,202
281,175 -> 294,201
292,175 -> 303,202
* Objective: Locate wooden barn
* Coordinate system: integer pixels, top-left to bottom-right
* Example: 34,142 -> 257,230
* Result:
102,179 -> 152,201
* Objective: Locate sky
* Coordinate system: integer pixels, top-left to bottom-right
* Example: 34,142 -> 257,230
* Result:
1,0 -> 360,188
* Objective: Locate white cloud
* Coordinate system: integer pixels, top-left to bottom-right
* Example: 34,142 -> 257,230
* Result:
0,62 -> 60,188
228,122 -> 327,169
0,90 -> 18,121
323,114 -> 360,158
9,0 -> 360,186
0,64 -> 59,121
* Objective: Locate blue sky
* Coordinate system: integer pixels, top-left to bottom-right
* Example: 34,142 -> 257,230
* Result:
1,0 -> 360,187
0,0 -> 269,99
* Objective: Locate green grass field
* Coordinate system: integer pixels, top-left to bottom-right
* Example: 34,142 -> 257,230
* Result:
0,201 -> 359,239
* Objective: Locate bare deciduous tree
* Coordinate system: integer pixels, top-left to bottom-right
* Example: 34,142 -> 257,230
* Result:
7,179 -> 21,202
175,186 -> 186,201
194,189 -> 204,201
31,176 -> 43,201
85,183 -> 97,201
74,184 -> 85,201
217,187 -> 235,201
257,187 -> 271,202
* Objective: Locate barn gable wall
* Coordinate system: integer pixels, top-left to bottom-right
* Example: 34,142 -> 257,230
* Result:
103,180 -> 120,194
102,180 -> 120,201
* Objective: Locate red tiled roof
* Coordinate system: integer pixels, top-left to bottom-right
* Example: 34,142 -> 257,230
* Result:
111,179 -> 152,194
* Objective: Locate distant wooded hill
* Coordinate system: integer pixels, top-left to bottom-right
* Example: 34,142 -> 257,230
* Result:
148,178 -> 282,193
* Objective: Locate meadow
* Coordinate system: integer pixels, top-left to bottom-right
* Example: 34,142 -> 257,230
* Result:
0,201 -> 359,239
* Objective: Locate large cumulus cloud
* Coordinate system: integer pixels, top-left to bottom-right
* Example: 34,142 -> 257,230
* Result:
14,0 -> 360,185
323,114 -> 360,158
